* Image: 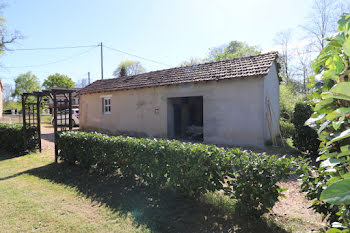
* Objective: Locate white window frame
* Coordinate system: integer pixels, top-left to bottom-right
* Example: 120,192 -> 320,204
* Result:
100,95 -> 112,114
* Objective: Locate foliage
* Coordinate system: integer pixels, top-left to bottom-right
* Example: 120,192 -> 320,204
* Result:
280,119 -> 295,139
42,73 -> 75,90
3,100 -> 21,111
223,150 -> 295,217
12,72 -> 40,98
301,13 -> 350,231
280,84 -> 303,139
280,84 -> 303,120
58,131 -> 297,217
291,102 -> 320,156
207,41 -> 261,62
113,60 -> 145,78
297,161 -> 341,224
0,123 -> 38,153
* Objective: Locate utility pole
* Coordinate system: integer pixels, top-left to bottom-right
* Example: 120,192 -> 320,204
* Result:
100,42 -> 104,80
88,72 -> 90,85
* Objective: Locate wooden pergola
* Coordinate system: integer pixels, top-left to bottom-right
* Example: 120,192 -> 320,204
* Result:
22,88 -> 75,162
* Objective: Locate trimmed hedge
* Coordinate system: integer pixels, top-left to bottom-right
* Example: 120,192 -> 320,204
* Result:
0,123 -> 38,153
58,131 -> 297,217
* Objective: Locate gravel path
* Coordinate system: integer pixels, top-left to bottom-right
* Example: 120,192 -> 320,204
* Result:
40,123 -> 55,153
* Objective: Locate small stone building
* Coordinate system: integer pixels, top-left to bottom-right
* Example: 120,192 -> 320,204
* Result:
79,52 -> 280,148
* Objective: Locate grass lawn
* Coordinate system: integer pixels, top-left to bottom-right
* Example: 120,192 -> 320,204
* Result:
0,150 -> 320,233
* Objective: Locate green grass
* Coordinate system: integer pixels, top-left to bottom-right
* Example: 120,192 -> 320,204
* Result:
0,150 -> 319,232
0,151 -> 148,233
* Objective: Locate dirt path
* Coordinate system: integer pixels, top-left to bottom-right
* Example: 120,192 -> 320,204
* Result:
40,123 -> 55,153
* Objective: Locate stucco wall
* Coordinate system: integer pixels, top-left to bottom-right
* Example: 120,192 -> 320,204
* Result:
80,77 -> 272,147
263,63 -> 280,141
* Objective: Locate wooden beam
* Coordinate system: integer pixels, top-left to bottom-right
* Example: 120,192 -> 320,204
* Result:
53,93 -> 58,163
37,95 -> 42,153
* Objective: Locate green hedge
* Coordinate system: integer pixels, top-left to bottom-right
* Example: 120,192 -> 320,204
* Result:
58,131 -> 297,217
0,123 -> 38,153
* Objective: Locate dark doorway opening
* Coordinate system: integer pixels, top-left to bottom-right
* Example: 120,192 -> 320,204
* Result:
167,96 -> 203,141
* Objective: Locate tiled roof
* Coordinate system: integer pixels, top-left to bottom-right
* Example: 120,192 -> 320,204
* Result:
80,52 -> 279,95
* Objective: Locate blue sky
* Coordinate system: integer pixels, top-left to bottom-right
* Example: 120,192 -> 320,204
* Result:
1,0 -> 315,86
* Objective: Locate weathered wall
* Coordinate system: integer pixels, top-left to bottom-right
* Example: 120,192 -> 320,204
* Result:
80,76 -> 273,147
263,63 -> 280,141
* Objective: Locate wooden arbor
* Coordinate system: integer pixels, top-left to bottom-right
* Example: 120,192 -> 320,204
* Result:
22,88 -> 75,162
21,91 -> 48,153
50,88 -> 75,163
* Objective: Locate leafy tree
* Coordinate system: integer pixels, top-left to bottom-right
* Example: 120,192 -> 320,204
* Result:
12,72 -> 40,98
207,41 -> 261,62
42,73 -> 75,90
113,60 -> 145,78
301,13 -> 350,231
4,100 -> 21,111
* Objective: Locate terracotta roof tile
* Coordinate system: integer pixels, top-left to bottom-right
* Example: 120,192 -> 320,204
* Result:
80,52 -> 278,95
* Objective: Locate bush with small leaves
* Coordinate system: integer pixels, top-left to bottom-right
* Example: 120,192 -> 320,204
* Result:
58,131 -> 297,217
0,123 -> 38,153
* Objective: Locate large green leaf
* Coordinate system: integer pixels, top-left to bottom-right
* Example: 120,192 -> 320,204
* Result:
327,128 -> 350,145
326,107 -> 350,121
320,177 -> 350,205
343,38 -> 350,56
330,82 -> 350,97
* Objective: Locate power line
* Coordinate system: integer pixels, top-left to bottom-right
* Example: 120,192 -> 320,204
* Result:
104,45 -> 171,67
3,46 -> 98,69
8,44 -> 99,51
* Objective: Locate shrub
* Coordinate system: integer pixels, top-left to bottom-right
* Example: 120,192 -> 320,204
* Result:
291,102 -> 320,156
0,123 -> 38,153
224,150 -> 295,217
280,118 -> 295,139
280,84 -> 303,121
58,131 -> 296,217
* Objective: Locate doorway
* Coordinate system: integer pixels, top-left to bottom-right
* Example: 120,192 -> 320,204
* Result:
167,96 -> 203,141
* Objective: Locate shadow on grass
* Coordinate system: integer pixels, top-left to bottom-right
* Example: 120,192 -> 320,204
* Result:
0,150 -> 28,162
19,163 -> 288,233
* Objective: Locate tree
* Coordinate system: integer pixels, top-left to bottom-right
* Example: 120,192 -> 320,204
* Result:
42,73 -> 75,90
294,47 -> 313,94
0,5 -> 20,55
302,0 -> 341,51
119,66 -> 127,77
113,60 -> 145,78
75,78 -> 89,88
274,29 -> 294,82
179,57 -> 203,67
2,82 -> 13,102
207,41 -> 261,62
12,72 -> 40,98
